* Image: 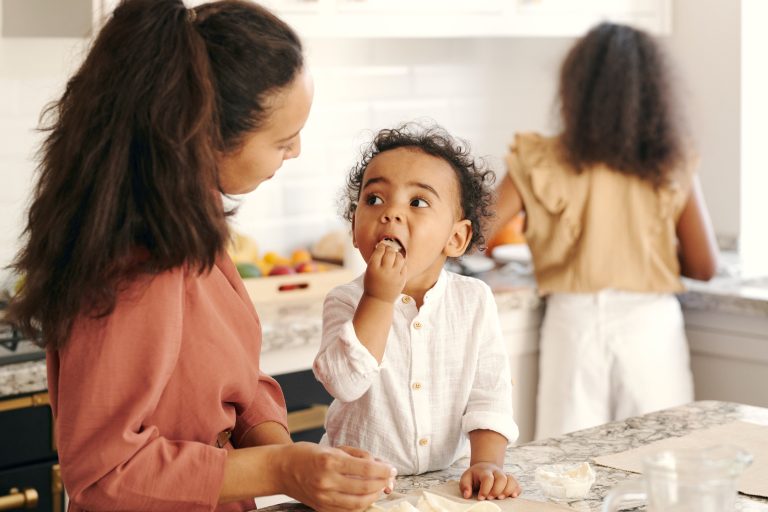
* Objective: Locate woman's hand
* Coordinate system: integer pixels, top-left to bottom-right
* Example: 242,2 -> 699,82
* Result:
459,462 -> 521,501
363,242 -> 406,304
280,442 -> 396,512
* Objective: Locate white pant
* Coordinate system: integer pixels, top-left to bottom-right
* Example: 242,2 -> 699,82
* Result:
535,290 -> 693,439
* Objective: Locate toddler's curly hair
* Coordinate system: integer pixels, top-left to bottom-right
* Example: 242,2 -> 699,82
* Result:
341,123 -> 496,254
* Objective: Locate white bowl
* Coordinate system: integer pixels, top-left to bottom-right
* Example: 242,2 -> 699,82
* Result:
534,461 -> 596,501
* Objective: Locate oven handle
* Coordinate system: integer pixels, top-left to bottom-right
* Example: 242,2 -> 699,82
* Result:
0,487 -> 39,510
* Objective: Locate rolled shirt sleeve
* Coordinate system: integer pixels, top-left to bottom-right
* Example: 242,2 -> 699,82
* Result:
461,285 -> 519,444
313,291 -> 381,403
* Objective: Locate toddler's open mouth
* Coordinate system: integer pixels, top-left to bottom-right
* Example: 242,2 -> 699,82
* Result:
379,237 -> 405,256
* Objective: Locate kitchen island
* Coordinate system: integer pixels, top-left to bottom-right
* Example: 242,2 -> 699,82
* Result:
262,400 -> 768,512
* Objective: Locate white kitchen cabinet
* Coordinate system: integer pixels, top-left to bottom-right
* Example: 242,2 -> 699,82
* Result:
685,309 -> 768,408
496,301 -> 543,444
93,0 -> 671,38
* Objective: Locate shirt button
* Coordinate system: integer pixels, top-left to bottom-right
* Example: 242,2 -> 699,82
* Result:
402,296 -> 411,304
419,438 -> 429,446
412,382 -> 422,390
413,321 -> 422,329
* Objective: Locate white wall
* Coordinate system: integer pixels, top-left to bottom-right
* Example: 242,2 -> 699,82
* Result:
666,0 -> 741,243
0,0 -> 743,271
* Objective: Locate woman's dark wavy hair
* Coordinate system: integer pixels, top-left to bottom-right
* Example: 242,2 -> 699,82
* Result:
7,0 -> 303,348
342,123 -> 496,255
558,22 -> 686,185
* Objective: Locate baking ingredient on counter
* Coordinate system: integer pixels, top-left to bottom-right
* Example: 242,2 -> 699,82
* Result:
370,491 -> 501,512
534,462 -> 596,500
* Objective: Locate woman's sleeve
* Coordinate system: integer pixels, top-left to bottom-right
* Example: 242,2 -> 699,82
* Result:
312,290 -> 380,403
461,285 -> 520,444
232,371 -> 288,446
52,271 -> 226,512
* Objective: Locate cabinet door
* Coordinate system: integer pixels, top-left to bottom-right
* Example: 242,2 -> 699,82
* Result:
0,461 -> 64,512
274,370 -> 332,443
0,393 -> 55,471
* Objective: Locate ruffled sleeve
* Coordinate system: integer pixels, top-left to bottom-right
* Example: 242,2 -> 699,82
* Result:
506,133 -> 589,273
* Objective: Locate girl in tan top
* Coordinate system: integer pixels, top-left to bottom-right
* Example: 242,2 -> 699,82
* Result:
6,1 -> 395,511
489,22 -> 719,439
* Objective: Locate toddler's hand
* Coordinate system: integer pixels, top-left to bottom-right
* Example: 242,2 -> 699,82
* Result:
363,241 -> 406,303
459,462 -> 521,501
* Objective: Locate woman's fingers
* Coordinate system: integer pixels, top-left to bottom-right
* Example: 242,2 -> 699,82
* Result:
313,489 -> 383,512
337,445 -> 374,459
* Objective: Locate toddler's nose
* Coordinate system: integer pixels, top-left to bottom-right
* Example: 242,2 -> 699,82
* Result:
381,210 -> 403,223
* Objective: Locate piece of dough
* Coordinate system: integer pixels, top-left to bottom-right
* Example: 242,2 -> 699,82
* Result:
368,492 -> 501,512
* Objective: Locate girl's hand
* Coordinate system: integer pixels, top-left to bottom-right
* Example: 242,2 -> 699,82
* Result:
280,442 -> 396,512
363,242 -> 406,303
459,462 -> 521,501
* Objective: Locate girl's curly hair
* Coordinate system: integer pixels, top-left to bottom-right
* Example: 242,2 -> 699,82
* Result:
341,123 -> 496,254
558,22 -> 686,185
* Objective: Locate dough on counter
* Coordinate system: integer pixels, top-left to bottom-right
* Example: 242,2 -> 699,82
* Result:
369,492 -> 501,512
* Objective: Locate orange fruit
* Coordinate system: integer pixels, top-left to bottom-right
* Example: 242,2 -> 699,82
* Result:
291,248 -> 312,266
487,213 -> 526,254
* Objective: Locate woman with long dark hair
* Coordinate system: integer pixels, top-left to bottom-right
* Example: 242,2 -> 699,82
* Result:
488,22 -> 718,439
7,1 -> 394,510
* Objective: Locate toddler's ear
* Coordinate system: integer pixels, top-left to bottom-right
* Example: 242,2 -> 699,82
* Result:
351,218 -> 358,248
445,219 -> 472,258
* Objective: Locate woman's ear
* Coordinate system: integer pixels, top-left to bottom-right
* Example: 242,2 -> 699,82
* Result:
445,219 -> 472,258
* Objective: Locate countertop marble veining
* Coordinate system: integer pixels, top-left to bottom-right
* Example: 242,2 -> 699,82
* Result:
261,401 -> 768,512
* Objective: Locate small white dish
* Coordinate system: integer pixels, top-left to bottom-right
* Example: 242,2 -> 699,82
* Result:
491,244 -> 532,264
534,461 -> 596,501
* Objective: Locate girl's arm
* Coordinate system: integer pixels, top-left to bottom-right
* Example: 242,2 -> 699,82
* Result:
676,175 -> 719,281
487,173 -> 524,244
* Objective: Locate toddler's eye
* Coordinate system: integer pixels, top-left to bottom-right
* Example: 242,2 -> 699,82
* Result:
411,198 -> 429,208
365,194 -> 383,206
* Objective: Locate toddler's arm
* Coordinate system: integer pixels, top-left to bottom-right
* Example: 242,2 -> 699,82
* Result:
313,292 -> 381,402
353,242 -> 406,362
460,430 -> 521,500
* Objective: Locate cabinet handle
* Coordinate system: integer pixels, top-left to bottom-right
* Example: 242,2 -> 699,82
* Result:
52,464 -> 63,512
287,404 -> 328,434
0,392 -> 49,413
0,487 -> 39,510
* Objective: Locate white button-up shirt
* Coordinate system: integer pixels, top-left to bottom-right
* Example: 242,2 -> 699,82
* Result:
313,269 -> 519,475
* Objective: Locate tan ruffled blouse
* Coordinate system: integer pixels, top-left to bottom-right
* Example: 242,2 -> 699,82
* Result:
506,132 -> 694,295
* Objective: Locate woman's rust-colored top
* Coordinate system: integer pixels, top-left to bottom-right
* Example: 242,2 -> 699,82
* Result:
47,255 -> 287,512
506,132 -> 695,295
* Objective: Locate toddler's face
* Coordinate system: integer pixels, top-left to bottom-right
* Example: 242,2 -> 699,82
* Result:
353,147 -> 468,282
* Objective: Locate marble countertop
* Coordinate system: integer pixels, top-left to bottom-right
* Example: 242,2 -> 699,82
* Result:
262,400 -> 768,512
